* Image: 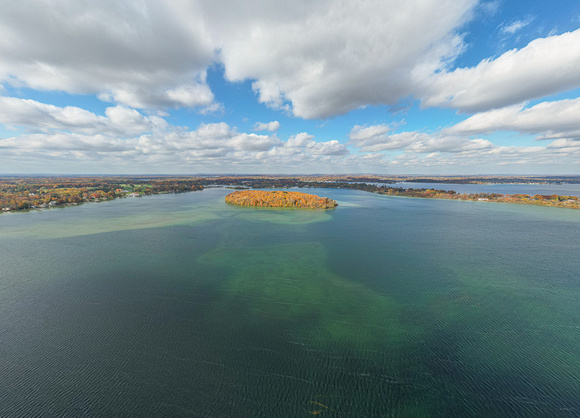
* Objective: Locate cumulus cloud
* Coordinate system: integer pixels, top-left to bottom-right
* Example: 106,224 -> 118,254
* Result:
349,125 -> 493,153
345,112 -> 580,173
307,141 -> 348,156
349,125 -> 392,148
2,1 -> 580,176
136,122 -> 282,154
347,125 -> 417,152
201,0 -> 476,118
283,133 -> 348,156
0,97 -> 167,137
406,135 -> 493,153
388,143 -> 580,173
0,121 -> 353,173
254,121 -> 280,132
2,1 -> 580,122
97,81 -> 215,110
287,133 -> 315,148
446,98 -> 580,140
0,0 -> 216,110
0,133 -> 133,153
2,124 -> 578,174
421,29 -> 580,112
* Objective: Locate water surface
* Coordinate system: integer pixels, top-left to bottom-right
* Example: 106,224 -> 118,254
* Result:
1,188 -> 578,416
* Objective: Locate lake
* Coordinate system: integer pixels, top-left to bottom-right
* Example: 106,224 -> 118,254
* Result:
1,187 -> 579,416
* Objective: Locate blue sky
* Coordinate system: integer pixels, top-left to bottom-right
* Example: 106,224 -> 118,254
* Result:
0,0 -> 579,174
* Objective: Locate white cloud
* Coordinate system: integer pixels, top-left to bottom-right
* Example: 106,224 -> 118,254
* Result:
548,139 -> 580,149
97,81 -> 216,110
202,0 -> 476,119
345,114 -> 580,173
349,125 -> 493,153
478,1 -> 500,17
406,135 -> 493,153
447,98 -> 580,140
0,121 -> 353,173
136,122 -> 282,155
500,17 -> 534,35
0,0 -> 216,110
0,97 -> 167,137
287,133 -> 315,148
1,1 -> 580,176
2,1 -> 580,123
421,29 -> 580,112
2,123 -> 578,174
306,140 -> 348,156
254,121 -> 280,132
349,125 -> 392,147
229,133 -> 281,151
283,132 -> 347,156
380,140 -> 580,174
351,131 -> 416,152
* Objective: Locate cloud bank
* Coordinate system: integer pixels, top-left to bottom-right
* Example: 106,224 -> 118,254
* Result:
421,29 -> 580,112
1,1 -> 579,174
2,1 -> 580,121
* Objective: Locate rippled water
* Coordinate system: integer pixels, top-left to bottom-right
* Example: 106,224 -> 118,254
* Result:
1,188 -> 579,416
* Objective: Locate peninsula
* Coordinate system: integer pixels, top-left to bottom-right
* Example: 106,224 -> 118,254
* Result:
225,190 -> 337,209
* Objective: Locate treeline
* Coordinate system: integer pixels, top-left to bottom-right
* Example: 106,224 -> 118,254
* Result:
374,188 -> 580,208
204,174 -> 580,185
2,175 -> 580,213
1,177 -> 203,212
399,176 -> 580,184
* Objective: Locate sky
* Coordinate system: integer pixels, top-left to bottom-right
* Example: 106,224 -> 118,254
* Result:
1,0 -> 580,175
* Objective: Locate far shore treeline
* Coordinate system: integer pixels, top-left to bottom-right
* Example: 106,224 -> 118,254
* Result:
1,175 -> 579,213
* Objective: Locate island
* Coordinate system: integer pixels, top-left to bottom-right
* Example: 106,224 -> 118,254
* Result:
225,190 -> 338,209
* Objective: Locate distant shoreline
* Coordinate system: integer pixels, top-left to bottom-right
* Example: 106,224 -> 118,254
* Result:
1,175 -> 579,214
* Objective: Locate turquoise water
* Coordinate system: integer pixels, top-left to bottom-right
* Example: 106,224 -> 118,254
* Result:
0,188 -> 579,416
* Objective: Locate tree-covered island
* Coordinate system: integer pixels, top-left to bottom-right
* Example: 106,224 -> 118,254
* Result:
225,190 -> 337,209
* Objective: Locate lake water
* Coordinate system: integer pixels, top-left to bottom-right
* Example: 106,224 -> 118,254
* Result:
394,182 -> 580,196
1,187 -> 579,416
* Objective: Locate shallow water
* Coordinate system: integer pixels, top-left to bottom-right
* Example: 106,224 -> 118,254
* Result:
1,188 -> 579,416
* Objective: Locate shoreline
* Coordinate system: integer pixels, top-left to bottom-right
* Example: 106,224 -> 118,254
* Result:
1,176 -> 579,214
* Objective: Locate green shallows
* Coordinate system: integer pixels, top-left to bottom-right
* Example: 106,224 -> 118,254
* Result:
200,242 -> 415,353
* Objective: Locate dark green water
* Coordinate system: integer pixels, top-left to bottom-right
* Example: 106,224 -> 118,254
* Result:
1,188 -> 579,417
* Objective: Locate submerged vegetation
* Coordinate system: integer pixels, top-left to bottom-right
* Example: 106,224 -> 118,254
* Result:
1,175 -> 579,213
200,243 -> 411,352
225,190 -> 338,209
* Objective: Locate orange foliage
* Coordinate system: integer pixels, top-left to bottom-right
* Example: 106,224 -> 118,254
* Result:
225,190 -> 337,209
